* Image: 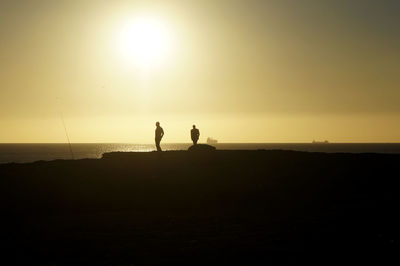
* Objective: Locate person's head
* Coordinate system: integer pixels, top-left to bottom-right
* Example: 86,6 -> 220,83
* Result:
156,121 -> 160,127
193,125 -> 196,129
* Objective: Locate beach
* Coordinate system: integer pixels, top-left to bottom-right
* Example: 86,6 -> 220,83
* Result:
1,150 -> 399,264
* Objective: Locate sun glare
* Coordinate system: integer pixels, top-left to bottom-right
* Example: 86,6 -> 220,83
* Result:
116,16 -> 174,69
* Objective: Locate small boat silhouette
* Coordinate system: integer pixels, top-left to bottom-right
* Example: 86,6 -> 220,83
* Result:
207,137 -> 218,144
312,140 -> 329,144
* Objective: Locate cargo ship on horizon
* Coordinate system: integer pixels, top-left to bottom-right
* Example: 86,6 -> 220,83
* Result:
207,137 -> 218,144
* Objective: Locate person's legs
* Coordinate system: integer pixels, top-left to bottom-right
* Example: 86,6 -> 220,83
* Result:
155,139 -> 162,151
194,139 -> 198,145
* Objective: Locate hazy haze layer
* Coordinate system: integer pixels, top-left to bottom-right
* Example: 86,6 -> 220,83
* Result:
1,0 -> 399,143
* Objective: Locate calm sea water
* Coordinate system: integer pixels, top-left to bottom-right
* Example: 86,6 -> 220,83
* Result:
1,143 -> 400,164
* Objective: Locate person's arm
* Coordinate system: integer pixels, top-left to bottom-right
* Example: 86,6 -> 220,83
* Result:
161,128 -> 164,138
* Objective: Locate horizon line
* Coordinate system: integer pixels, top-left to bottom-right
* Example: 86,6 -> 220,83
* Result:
1,142 -> 400,144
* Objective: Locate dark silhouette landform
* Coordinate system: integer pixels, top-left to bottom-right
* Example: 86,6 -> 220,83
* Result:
1,149 -> 399,265
188,143 -> 216,152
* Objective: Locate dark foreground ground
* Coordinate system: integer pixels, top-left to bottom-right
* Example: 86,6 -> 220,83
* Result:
1,150 -> 399,265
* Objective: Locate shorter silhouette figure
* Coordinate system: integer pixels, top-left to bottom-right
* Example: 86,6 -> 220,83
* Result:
191,125 -> 200,145
155,122 -> 164,151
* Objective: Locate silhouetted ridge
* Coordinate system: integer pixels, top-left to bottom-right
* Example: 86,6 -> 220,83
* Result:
188,144 -> 216,152
1,150 -> 399,265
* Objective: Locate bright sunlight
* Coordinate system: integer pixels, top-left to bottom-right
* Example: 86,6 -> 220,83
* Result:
115,16 -> 174,70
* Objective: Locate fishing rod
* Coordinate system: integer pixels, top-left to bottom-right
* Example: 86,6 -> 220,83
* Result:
56,97 -> 74,160
60,111 -> 74,160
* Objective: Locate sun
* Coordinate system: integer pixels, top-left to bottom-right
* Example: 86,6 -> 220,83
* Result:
116,16 -> 174,70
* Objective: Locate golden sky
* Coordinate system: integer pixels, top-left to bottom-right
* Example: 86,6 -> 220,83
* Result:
1,0 -> 399,143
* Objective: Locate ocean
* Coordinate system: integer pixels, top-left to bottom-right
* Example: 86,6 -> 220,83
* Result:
1,143 -> 400,164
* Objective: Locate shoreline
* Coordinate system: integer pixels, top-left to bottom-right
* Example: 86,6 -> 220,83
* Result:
1,147 -> 400,165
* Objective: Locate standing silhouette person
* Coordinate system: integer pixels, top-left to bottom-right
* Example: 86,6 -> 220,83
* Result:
155,121 -> 164,151
191,125 -> 200,145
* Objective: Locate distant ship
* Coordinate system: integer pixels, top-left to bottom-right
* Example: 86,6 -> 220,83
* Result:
312,140 -> 329,144
207,137 -> 218,144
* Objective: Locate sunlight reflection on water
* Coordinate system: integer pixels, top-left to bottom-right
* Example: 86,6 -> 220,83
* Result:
1,143 -> 400,163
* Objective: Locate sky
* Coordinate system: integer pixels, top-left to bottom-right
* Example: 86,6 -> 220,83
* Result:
0,0 -> 399,143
